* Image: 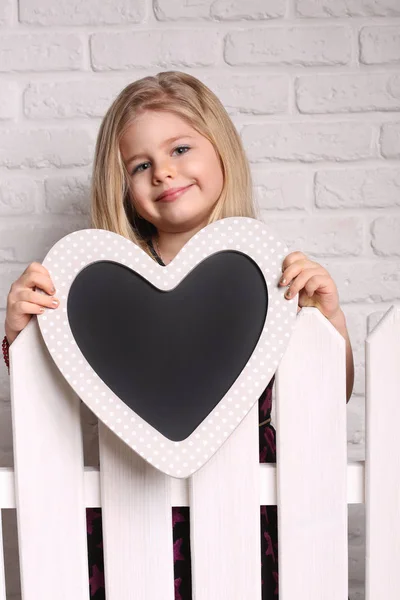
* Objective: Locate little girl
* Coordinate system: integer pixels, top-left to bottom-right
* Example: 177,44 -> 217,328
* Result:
3,71 -> 354,599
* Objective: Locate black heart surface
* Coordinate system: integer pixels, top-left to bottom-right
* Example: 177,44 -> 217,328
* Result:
67,251 -> 268,442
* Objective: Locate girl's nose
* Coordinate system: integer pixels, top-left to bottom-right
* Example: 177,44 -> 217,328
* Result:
152,159 -> 177,185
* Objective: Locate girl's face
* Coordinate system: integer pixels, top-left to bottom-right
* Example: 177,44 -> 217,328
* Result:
120,110 -> 224,234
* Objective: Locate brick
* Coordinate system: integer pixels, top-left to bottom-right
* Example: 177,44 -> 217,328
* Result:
253,169 -> 311,210
0,217 -> 89,263
154,0 -> 285,20
315,168 -> 400,208
371,216 -> 400,256
260,215 -> 363,256
202,73 -> 289,115
44,174 -> 91,215
20,0 -> 145,25
380,122 -> 400,158
242,122 -> 374,162
0,34 -> 83,72
0,81 -> 19,119
296,0 -> 400,17
0,0 -> 12,27
0,178 -> 39,215
90,30 -> 219,70
322,259 -> 400,303
24,79 -> 132,119
0,129 -> 95,168
296,73 -> 400,113
360,26 -> 400,65
225,27 -> 351,66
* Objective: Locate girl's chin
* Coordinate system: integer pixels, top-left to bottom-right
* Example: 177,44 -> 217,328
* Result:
155,215 -> 209,234
152,201 -> 216,233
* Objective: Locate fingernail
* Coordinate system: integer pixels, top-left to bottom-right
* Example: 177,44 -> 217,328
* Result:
51,298 -> 59,307
39,308 -> 45,313
285,290 -> 291,298
280,278 -> 287,285
50,287 -> 56,294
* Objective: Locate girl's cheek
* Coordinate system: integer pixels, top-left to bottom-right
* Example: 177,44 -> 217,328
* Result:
130,184 -> 143,202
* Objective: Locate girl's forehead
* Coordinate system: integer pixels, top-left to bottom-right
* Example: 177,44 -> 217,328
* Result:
120,111 -> 202,150
131,109 -> 194,130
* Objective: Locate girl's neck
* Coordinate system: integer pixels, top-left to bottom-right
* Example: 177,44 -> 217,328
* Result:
154,224 -> 206,264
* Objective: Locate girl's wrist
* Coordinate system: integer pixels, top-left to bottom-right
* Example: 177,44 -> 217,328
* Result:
326,308 -> 348,339
4,321 -> 18,345
327,307 -> 345,324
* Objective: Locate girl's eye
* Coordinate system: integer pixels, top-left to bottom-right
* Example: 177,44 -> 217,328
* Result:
132,145 -> 190,175
173,145 -> 190,156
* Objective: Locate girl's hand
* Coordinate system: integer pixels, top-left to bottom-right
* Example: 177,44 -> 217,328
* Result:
280,251 -> 340,320
5,262 -> 59,344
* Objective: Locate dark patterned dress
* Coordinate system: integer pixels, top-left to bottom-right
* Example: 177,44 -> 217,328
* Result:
86,242 -> 279,599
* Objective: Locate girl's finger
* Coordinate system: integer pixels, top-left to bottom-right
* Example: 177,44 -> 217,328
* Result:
304,274 -> 332,298
280,263 -> 323,288
23,262 -> 50,277
279,263 -> 326,289
16,289 -> 59,309
284,268 -> 327,299
281,251 -> 307,272
12,300 -> 48,316
18,271 -> 56,296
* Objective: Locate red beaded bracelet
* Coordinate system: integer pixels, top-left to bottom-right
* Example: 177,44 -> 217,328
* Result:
2,335 -> 10,371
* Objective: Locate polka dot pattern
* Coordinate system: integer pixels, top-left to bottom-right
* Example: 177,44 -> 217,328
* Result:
38,217 -> 297,479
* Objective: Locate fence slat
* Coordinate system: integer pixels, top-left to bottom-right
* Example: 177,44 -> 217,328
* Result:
365,305 -> 400,600
0,462 -> 367,509
190,403 -> 261,600
276,308 -> 348,599
99,423 -> 174,600
0,470 -> 15,509
10,319 -> 89,600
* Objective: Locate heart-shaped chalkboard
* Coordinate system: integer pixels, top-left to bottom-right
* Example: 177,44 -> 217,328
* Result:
68,252 -> 267,442
38,217 -> 297,478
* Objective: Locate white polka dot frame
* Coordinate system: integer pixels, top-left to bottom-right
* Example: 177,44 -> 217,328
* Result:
38,217 -> 297,479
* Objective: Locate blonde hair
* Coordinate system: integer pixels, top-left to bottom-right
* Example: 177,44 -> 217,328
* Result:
91,71 -> 257,255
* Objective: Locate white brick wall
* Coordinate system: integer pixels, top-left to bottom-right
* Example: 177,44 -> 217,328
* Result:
225,26 -> 352,65
0,1 -> 399,598
360,26 -> 400,64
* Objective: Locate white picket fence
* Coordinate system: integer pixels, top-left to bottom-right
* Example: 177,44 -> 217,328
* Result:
0,305 -> 399,600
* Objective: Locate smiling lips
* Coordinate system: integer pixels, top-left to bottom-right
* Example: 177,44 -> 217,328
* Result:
156,185 -> 193,202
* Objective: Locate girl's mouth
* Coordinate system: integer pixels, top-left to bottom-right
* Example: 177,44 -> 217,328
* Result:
157,185 -> 193,203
